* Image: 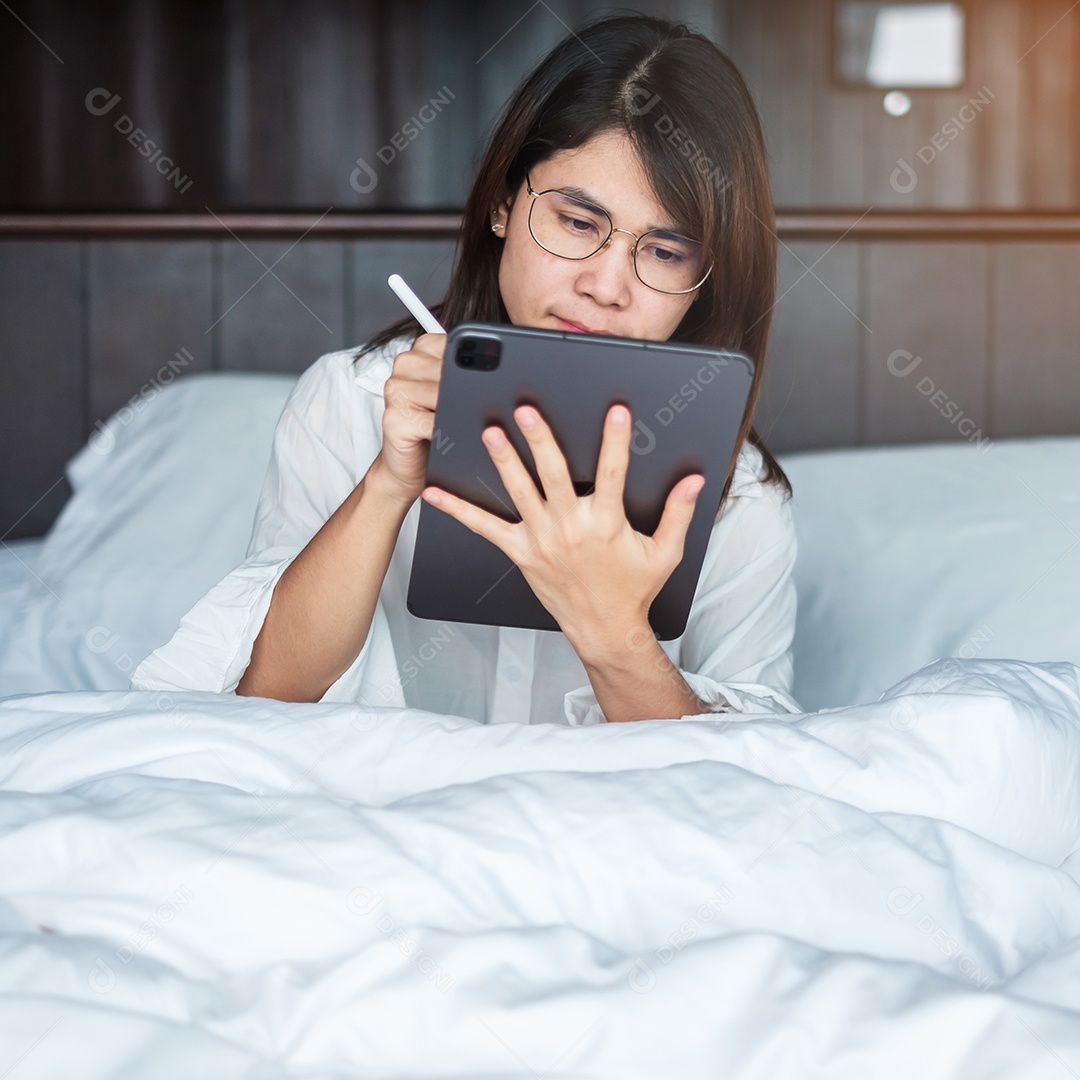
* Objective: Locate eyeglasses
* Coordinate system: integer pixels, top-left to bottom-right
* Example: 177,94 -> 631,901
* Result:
522,172 -> 712,295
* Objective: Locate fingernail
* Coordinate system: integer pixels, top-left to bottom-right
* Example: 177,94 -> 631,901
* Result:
610,405 -> 629,426
516,408 -> 536,429
423,488 -> 443,506
685,478 -> 705,500
484,428 -> 507,448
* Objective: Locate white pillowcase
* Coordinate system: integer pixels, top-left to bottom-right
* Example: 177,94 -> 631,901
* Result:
0,372 -> 297,694
781,438 -> 1080,711
0,538 -> 45,658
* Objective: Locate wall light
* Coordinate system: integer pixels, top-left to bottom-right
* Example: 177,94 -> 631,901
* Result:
883,89 -> 913,116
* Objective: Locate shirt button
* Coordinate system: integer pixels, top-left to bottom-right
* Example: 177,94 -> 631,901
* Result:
505,664 -> 522,682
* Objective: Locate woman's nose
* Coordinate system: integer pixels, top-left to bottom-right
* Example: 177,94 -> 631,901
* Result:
580,231 -> 637,302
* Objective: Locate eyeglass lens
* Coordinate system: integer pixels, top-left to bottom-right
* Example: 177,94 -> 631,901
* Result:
528,189 -> 706,293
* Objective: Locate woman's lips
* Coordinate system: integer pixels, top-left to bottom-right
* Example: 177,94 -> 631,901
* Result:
554,316 -> 601,334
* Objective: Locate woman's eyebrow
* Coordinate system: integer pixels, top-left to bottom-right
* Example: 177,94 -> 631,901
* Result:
551,184 -> 678,234
646,228 -> 699,245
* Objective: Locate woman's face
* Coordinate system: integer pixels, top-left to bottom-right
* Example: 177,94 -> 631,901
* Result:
492,129 -> 699,340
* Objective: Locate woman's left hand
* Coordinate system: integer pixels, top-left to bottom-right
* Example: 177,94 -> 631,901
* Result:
420,403 -> 705,665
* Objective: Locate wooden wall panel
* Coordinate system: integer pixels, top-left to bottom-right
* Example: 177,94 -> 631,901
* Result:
973,0 -> 1023,208
1075,2 -> 1080,206
760,0 -> 816,206
3,0 -> 1079,213
290,1 -> 382,207
924,85 -> 978,210
863,75 -> 943,210
86,241 -> 213,425
811,11 -> 867,208
991,243 -> 1080,436
220,0 -> 300,206
217,239 -> 345,372
4,228 -> 1079,539
734,0 -> 1080,211
1023,0 -> 1076,208
0,241 -> 83,540
758,240 -> 861,452
863,243 -> 990,446
347,239 -> 457,350
725,1 -> 765,115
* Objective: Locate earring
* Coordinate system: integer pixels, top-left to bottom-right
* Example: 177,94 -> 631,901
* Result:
491,221 -> 504,232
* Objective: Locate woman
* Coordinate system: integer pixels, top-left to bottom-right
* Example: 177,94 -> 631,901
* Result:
132,13 -> 801,725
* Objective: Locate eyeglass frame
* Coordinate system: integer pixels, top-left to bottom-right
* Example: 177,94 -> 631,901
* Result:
519,171 -> 713,296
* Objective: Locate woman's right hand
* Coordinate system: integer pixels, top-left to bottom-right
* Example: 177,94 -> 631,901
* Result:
369,332 -> 446,506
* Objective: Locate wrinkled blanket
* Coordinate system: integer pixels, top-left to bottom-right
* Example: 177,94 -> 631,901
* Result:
2,658 -> 1080,1078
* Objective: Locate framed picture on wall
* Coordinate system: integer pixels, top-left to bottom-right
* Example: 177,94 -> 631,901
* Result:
834,2 -> 966,88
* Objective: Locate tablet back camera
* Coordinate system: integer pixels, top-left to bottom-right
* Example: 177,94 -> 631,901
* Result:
458,336 -> 501,371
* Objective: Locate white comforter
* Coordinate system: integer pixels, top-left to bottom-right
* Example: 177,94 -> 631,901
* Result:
3,658 -> 1080,1078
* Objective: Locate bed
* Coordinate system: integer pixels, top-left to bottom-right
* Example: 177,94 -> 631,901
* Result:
1,370 -> 1079,1078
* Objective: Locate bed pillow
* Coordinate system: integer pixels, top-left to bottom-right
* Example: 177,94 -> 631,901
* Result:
780,438 -> 1080,711
0,372 -> 297,694
0,539 -> 45,658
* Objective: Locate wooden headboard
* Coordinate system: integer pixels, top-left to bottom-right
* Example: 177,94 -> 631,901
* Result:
2,211 -> 1078,539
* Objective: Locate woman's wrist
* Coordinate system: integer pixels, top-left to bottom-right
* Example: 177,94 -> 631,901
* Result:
562,611 -> 652,672
568,620 -> 713,722
362,452 -> 420,516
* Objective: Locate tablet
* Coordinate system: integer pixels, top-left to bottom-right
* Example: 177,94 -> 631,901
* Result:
406,322 -> 755,640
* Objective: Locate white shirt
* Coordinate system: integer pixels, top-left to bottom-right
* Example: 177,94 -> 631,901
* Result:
131,335 -> 802,725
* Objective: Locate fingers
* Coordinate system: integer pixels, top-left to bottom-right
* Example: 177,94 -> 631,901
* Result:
383,372 -> 439,414
513,406 -> 576,511
390,337 -> 443,389
382,374 -> 438,456
382,397 -> 434,444
410,332 -> 446,362
421,486 -> 518,555
592,404 -> 632,515
650,474 -> 706,565
482,425 -> 545,522
383,342 -> 443,444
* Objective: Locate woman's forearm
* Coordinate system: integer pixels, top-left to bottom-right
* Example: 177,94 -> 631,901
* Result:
236,454 -> 412,702
577,628 -> 716,723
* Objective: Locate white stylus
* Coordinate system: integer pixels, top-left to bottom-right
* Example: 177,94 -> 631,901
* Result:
387,273 -> 446,334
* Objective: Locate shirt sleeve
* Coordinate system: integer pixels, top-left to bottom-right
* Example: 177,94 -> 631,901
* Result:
130,349 -> 387,697
562,448 -> 802,726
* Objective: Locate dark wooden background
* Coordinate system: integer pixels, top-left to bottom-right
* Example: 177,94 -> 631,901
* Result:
3,0 -> 1077,211
2,0 -> 1078,539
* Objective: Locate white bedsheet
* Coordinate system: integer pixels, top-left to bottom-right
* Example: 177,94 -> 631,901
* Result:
2,657 -> 1080,1077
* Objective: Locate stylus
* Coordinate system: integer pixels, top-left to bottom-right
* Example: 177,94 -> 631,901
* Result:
387,273 -> 446,334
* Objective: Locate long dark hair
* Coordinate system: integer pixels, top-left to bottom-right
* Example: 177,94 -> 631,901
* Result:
359,13 -> 790,500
